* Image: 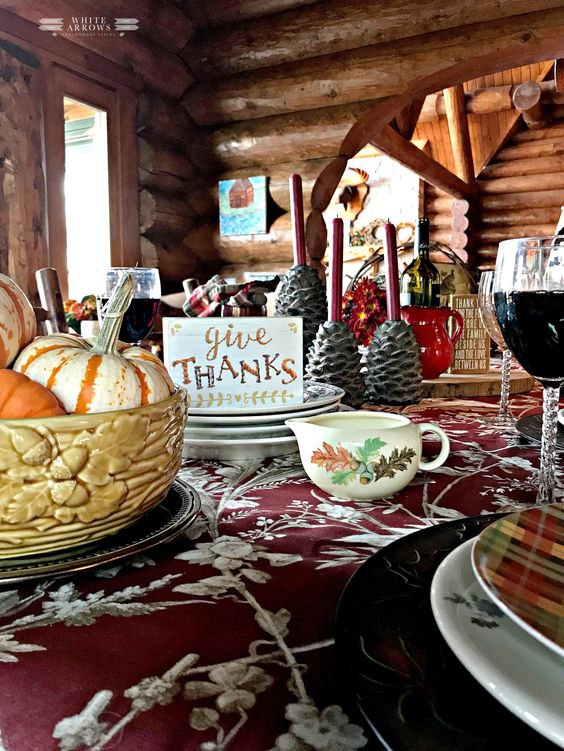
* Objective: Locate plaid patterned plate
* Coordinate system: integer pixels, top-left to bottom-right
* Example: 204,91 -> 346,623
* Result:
472,503 -> 564,657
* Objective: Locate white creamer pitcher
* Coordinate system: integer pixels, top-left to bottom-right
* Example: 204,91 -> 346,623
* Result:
286,411 -> 449,501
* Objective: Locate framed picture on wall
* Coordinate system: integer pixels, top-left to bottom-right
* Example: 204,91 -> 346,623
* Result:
219,175 -> 267,236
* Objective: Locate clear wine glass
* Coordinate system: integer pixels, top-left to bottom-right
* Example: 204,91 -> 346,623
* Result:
98,267 -> 161,345
493,237 -> 564,505
477,271 -> 515,427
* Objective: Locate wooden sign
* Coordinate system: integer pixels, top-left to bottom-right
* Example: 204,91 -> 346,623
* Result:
448,294 -> 490,374
163,316 -> 303,409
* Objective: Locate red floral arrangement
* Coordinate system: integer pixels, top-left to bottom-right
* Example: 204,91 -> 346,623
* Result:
342,277 -> 387,346
63,295 -> 98,334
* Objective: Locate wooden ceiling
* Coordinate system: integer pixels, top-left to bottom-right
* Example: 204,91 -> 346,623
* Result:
414,61 -> 554,175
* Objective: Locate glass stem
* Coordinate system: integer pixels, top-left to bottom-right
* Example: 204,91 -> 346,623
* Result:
498,349 -> 512,419
537,385 -> 560,505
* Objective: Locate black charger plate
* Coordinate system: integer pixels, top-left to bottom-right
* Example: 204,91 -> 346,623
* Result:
335,515 -> 559,751
515,413 -> 564,448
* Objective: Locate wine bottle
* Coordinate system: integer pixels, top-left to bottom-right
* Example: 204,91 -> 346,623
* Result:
400,217 -> 441,307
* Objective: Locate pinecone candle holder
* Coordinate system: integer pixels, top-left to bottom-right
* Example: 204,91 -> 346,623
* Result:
364,319 -> 422,405
305,218 -> 364,408
275,264 -> 327,356
364,221 -> 422,405
306,319 -> 365,407
275,174 -> 327,357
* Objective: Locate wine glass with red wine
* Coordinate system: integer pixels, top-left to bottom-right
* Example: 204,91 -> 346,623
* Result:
493,237 -> 564,505
98,267 -> 161,345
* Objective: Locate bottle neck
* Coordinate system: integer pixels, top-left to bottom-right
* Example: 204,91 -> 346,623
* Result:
414,219 -> 430,260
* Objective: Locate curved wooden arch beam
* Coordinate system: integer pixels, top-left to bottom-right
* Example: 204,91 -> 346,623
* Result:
306,22 -> 564,262
304,94 -> 414,261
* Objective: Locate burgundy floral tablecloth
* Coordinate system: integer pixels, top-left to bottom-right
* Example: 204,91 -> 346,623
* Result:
0,387 -> 561,751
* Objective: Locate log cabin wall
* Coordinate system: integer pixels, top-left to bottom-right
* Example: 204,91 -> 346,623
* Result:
3,3 -> 564,290
474,118 -> 564,269
0,42 -> 48,300
425,113 -> 564,270
181,1 -> 564,281
0,4 -> 218,295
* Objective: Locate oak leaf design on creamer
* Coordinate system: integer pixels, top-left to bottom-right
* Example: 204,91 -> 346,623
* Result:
311,442 -> 354,472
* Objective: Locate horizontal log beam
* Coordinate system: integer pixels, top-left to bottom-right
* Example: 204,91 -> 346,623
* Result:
475,224 -> 556,243
140,236 -> 218,289
478,188 -> 564,209
183,9 -> 564,125
495,138 -> 564,161
182,0 -> 321,30
481,155 -> 564,178
512,124 -> 564,141
211,100 -> 378,170
137,94 -> 199,148
478,172 -> 564,194
419,80 -> 564,122
183,0 -> 564,79
138,138 -> 194,180
371,126 -> 475,200
139,189 -> 194,238
480,207 -> 561,226
425,196 -> 471,213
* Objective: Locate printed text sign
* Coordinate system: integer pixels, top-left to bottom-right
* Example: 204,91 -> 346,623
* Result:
448,294 -> 490,374
163,317 -> 304,409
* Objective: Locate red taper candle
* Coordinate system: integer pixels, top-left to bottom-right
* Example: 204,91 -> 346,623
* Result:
329,217 -> 344,322
289,174 -> 307,266
383,220 -> 401,320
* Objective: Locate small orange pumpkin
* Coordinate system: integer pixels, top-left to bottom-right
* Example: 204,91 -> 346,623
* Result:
0,369 -> 66,418
0,274 -> 37,368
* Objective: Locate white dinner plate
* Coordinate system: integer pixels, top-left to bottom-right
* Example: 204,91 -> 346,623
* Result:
182,433 -> 298,461
186,401 -> 341,426
430,539 -> 564,749
559,408 -> 564,427
187,382 -> 344,417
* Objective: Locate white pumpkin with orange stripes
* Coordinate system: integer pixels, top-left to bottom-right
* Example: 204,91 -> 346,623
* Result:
13,273 -> 174,414
0,273 -> 37,368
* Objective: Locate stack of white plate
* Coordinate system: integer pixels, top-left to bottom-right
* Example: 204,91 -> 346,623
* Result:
183,383 -> 345,461
430,503 -> 564,748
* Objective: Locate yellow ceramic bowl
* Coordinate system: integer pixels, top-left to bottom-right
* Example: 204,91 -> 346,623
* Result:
0,388 -> 187,558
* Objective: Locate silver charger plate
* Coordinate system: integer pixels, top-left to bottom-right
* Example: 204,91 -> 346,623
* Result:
185,422 -> 293,438
187,382 -> 345,418
182,433 -> 298,461
0,479 -> 201,585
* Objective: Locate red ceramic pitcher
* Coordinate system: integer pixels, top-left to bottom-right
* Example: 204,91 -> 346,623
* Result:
400,306 -> 464,380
